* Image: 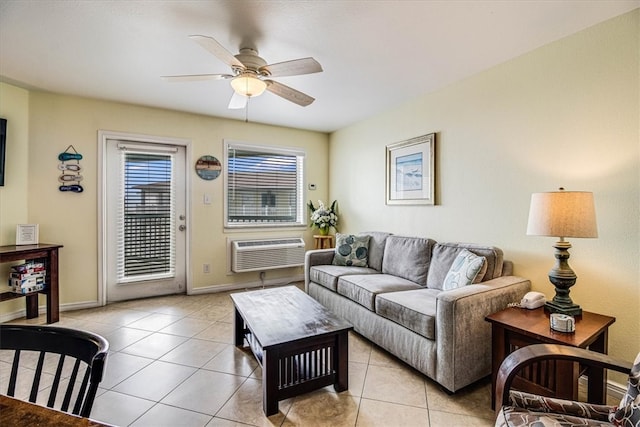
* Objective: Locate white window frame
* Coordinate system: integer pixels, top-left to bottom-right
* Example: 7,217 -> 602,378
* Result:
223,140 -> 306,229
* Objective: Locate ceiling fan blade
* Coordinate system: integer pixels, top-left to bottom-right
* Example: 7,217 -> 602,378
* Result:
260,57 -> 322,78
265,80 -> 315,107
228,92 -> 248,109
189,35 -> 245,69
161,73 -> 233,82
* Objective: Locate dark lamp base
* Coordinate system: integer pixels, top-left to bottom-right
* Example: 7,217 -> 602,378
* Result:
544,300 -> 582,316
545,239 -> 583,317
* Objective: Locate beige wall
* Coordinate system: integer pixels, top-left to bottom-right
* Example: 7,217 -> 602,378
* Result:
329,10 -> 639,363
0,83 -> 29,244
0,83 -> 31,313
0,91 -> 329,316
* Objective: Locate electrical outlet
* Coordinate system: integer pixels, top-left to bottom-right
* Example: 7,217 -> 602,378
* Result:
203,263 -> 210,274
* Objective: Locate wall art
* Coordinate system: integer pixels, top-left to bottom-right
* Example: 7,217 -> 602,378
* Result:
58,145 -> 84,193
195,155 -> 221,180
385,133 -> 435,205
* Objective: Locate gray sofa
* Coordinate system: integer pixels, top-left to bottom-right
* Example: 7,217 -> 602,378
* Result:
304,232 -> 531,393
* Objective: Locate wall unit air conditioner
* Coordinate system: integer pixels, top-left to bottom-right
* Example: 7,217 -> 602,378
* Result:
231,237 -> 305,273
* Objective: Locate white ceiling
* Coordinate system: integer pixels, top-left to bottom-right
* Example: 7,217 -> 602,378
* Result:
1,1 -> 637,133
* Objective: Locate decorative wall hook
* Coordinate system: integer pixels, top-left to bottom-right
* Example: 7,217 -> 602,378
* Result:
58,145 -> 84,193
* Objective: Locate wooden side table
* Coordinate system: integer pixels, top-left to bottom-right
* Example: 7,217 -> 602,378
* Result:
0,244 -> 63,324
313,235 -> 334,249
486,307 -> 615,409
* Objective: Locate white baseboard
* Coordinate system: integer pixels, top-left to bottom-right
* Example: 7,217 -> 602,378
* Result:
0,300 -> 102,323
188,274 -> 304,295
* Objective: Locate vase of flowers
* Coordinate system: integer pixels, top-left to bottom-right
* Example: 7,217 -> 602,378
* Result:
308,200 -> 338,235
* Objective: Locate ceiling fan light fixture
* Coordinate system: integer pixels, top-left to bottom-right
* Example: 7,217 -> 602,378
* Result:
231,74 -> 267,97
168,35 -> 321,107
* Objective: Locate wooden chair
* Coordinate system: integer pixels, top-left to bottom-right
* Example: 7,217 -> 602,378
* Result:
0,324 -> 109,417
495,343 -> 637,427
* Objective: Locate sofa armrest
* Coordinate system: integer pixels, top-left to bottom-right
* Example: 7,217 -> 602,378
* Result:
304,249 -> 335,292
435,275 -> 531,392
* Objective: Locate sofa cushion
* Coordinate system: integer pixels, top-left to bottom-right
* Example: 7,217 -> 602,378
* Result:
426,243 -> 504,290
497,406 -> 613,427
359,231 -> 392,272
310,265 -> 379,292
505,390 -> 613,423
381,236 -> 436,286
442,249 -> 487,290
337,274 -> 422,311
333,234 -> 370,267
375,288 -> 441,340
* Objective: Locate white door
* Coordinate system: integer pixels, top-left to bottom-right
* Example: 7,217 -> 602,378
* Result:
103,137 -> 188,302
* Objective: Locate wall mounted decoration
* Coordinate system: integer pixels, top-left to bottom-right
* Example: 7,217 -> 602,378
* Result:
58,145 -> 84,192
195,155 -> 221,180
16,224 -> 39,245
386,133 -> 435,205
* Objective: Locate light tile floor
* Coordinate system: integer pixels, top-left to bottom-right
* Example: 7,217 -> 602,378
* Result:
2,286 -> 495,427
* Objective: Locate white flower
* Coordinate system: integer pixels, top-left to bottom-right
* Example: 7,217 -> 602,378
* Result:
307,199 -> 339,231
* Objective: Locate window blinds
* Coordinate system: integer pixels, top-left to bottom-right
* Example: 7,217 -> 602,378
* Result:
117,150 -> 176,282
226,143 -> 304,227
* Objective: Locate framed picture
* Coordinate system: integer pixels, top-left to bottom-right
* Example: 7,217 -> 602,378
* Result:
16,224 -> 39,245
386,133 -> 435,205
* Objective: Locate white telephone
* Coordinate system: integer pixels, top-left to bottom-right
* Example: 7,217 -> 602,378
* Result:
520,291 -> 546,309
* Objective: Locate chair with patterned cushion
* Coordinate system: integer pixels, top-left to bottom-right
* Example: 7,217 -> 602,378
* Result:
0,324 -> 109,418
495,343 -> 639,427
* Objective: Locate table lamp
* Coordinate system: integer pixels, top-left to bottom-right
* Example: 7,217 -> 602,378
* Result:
526,188 -> 598,316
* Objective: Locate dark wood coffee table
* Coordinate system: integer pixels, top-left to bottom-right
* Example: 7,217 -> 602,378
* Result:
230,286 -> 353,416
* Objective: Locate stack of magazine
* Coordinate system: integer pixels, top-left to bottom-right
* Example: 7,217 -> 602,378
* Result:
9,262 -> 46,294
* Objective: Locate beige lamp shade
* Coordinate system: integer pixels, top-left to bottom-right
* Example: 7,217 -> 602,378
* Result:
526,190 -> 598,239
230,74 -> 267,97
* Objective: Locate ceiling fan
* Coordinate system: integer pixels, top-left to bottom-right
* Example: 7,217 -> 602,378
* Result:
162,35 -> 322,109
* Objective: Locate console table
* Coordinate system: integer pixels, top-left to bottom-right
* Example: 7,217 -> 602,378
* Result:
0,244 -> 63,324
486,307 -> 615,409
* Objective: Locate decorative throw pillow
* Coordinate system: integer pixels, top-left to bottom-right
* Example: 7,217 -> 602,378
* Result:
609,351 -> 640,426
473,257 -> 489,284
333,234 -> 370,267
442,249 -> 486,290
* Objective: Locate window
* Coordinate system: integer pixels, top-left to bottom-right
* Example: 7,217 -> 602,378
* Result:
224,140 -> 305,228
117,148 -> 176,281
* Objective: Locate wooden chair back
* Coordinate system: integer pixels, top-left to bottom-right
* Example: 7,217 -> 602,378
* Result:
0,324 -> 109,417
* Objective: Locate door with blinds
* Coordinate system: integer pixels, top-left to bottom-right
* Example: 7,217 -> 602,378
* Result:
104,138 -> 187,302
